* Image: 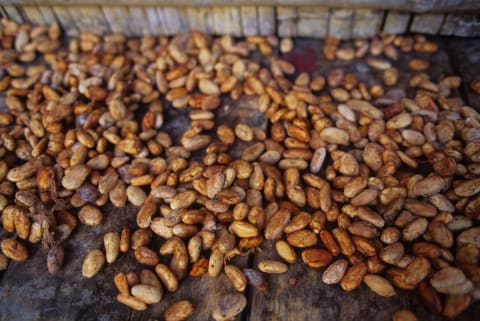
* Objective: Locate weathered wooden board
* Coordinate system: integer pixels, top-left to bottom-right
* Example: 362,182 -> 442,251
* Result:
52,6 -> 79,37
2,5 -> 24,23
2,0 -> 480,13
102,6 -> 132,35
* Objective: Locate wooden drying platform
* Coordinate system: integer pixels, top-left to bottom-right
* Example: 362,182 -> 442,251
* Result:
1,36 -> 480,321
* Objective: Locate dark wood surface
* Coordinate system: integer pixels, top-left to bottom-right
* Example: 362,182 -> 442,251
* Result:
1,36 -> 480,321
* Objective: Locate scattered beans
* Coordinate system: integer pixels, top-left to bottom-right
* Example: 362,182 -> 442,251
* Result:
0,19 -> 478,320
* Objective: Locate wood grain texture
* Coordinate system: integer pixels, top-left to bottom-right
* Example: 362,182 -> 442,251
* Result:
38,5 -> 56,24
2,1 -> 480,13
277,6 -> 297,37
383,11 -> 410,35
52,6 -> 79,36
241,6 -> 258,36
2,5 -> 24,23
144,6 -> 163,35
69,6 -> 110,34
23,5 -> 46,25
257,6 -> 275,36
128,7 -> 150,36
160,7 -> 189,35
102,6 -> 132,35
410,13 -> 445,35
296,8 -> 329,38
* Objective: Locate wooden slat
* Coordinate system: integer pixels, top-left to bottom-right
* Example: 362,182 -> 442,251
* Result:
23,5 -> 46,25
128,7 -> 150,36
160,7 -> 189,35
410,13 -> 445,35
383,11 -> 411,34
352,9 -> 384,38
213,7 -> 241,36
38,6 -> 57,24
186,7 -> 215,34
296,8 -> 329,38
69,6 -> 110,35
2,5 -> 24,23
277,6 -> 297,37
102,6 -> 131,35
145,6 -> 163,35
241,6 -> 258,36
1,1 -> 479,13
225,6 -> 242,36
329,9 -> 353,39
258,6 -> 275,36
52,6 -> 79,36
155,8 -> 171,35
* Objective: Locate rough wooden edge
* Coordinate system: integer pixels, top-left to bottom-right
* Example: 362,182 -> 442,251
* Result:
2,0 -> 480,13
352,9 -> 384,38
102,6 -> 131,35
383,11 -> 411,34
22,5 -> 46,25
2,5 -> 24,23
296,8 -> 329,38
410,13 -> 445,35
38,5 -> 56,24
128,6 -> 151,36
69,6 -> 110,34
329,9 -> 354,40
277,6 -> 297,37
4,5 -> 480,38
52,6 -> 79,36
241,6 -> 258,36
257,6 -> 275,36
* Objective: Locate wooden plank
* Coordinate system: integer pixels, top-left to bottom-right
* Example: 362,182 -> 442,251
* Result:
410,13 -> 445,35
241,6 -> 258,36
23,5 -> 46,25
155,8 -> 171,35
296,8 -> 329,38
258,6 -> 275,36
186,7 -> 215,34
2,5 -> 24,23
352,9 -> 383,38
52,6 -> 79,37
69,6 -> 110,35
277,6 -> 297,37
383,11 -> 411,34
38,6 -> 56,24
103,6 -> 131,35
225,6 -> 242,36
1,1 -> 479,13
128,7 -> 150,36
443,14 -> 480,37
329,9 -> 353,39
161,7 -> 189,35
213,7 -> 241,36
145,6 -> 163,35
